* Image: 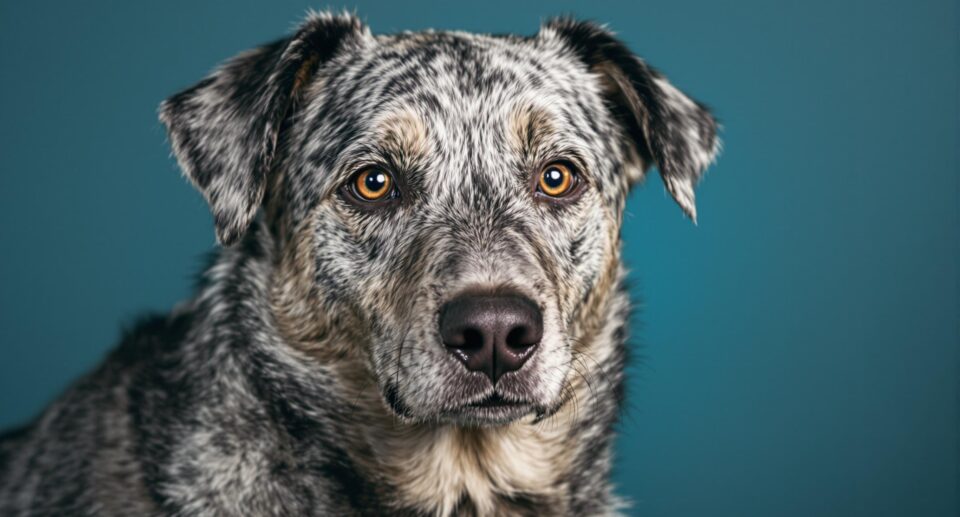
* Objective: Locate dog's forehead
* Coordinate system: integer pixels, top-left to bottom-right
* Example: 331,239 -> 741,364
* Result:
363,31 -> 590,99
298,31 -> 612,191
331,32 -> 601,128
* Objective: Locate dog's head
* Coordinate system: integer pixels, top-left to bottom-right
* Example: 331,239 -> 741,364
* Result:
160,13 -> 718,426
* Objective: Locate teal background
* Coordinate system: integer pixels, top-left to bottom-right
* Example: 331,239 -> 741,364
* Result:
1,1 -> 957,515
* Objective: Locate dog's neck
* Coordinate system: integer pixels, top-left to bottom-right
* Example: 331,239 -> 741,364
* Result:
179,222 -> 628,515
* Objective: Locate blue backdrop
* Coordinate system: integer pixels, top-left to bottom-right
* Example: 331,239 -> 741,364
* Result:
0,1 -> 956,515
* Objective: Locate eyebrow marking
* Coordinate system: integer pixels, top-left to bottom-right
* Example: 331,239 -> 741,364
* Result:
376,108 -> 430,170
509,102 -> 554,156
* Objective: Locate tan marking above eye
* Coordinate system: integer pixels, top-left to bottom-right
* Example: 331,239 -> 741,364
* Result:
354,168 -> 393,201
538,162 -> 575,197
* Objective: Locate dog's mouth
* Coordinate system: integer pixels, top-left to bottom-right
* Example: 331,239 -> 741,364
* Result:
443,393 -> 536,425
467,393 -> 527,408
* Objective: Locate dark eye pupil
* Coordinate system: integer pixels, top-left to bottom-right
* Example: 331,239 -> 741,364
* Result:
365,172 -> 387,191
544,168 -> 564,188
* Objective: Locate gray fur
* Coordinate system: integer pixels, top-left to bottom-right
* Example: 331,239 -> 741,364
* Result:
0,11 -> 718,516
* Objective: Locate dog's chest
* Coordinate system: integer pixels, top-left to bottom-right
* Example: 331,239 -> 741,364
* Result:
363,422 -> 574,516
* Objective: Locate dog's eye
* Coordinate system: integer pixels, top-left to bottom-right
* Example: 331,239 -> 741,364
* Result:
537,162 -> 577,198
352,168 -> 394,201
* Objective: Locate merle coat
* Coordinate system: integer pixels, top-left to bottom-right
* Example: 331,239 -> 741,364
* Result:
0,12 -> 718,516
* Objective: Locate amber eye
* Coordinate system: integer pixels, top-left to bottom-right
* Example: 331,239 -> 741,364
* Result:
538,162 -> 576,197
353,168 -> 394,201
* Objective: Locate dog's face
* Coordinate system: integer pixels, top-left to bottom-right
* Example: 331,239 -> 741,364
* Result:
161,13 -> 718,426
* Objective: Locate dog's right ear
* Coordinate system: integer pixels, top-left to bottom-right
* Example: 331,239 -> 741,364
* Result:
160,12 -> 370,245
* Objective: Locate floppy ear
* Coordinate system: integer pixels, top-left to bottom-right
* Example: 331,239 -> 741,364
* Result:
541,18 -> 720,222
160,12 -> 369,245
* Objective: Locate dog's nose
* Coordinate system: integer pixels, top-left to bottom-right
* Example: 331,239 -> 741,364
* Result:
439,294 -> 542,384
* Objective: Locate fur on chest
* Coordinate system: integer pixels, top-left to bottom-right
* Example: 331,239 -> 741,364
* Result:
361,421 -> 576,516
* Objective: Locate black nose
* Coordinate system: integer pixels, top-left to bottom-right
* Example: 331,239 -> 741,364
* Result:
439,294 -> 543,384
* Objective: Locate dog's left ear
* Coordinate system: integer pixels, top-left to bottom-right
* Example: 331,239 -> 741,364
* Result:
540,18 -> 720,222
160,13 -> 370,245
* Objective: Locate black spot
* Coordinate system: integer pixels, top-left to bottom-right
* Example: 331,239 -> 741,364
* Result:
382,384 -> 413,418
569,234 -> 585,264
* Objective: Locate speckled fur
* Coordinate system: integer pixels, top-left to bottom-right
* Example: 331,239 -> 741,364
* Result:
0,12 -> 718,516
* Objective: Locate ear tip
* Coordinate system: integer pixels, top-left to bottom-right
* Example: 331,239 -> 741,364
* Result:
214,223 -> 242,247
663,175 -> 698,217
213,209 -> 256,247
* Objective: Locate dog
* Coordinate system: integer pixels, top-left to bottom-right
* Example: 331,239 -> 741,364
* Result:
0,12 -> 718,516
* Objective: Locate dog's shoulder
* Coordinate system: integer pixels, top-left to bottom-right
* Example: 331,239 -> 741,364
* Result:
0,311 -> 194,515
0,424 -> 30,473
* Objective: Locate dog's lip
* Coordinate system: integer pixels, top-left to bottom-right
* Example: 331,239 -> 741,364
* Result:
466,393 -> 530,408
445,394 -> 536,425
